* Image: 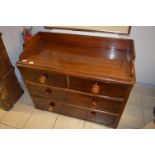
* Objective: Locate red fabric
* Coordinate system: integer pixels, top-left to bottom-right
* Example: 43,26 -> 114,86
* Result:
23,32 -> 32,42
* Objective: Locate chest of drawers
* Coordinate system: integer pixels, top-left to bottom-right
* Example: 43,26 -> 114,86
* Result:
0,33 -> 23,110
17,32 -> 135,128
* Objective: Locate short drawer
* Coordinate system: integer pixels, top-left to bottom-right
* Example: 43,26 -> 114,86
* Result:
68,93 -> 121,115
60,104 -> 88,120
32,96 -> 63,113
26,82 -> 68,103
20,68 -> 67,88
87,110 -> 116,125
70,76 -> 127,99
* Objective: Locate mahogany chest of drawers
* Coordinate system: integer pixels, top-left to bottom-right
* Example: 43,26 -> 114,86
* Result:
17,32 -> 136,128
0,33 -> 23,110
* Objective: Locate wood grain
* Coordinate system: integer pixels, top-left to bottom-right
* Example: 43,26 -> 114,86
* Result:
16,32 -> 135,128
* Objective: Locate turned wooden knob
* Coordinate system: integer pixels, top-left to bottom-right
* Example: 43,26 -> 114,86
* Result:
48,102 -> 55,112
48,106 -> 53,112
91,111 -> 96,120
90,100 -> 97,108
39,74 -> 47,84
91,83 -> 100,94
46,88 -> 52,95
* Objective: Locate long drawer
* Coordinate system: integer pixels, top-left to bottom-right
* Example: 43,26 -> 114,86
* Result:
20,68 -> 67,88
32,96 -> 63,113
86,110 -> 116,125
70,76 -> 127,99
60,104 -> 88,120
60,104 -> 117,126
32,96 -> 87,120
26,82 -> 68,103
68,93 -> 121,115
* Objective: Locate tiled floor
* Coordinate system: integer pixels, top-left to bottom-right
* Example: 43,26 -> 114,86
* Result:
0,84 -> 155,129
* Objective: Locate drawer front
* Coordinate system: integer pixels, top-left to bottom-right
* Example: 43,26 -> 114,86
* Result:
26,82 -> 68,103
21,68 -> 67,88
60,104 -> 88,120
32,96 -> 63,113
68,93 -> 121,114
87,111 -> 116,125
70,76 -> 127,99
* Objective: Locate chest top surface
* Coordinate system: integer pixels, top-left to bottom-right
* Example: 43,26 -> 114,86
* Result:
17,32 -> 135,84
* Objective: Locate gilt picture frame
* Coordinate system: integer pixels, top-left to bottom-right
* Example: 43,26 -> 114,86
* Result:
45,26 -> 131,35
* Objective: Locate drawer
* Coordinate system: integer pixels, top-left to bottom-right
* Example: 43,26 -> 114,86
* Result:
87,110 -> 116,125
70,76 -> 127,99
60,104 -> 88,120
26,82 -> 68,103
21,68 -> 67,88
32,96 -> 63,113
68,93 -> 121,115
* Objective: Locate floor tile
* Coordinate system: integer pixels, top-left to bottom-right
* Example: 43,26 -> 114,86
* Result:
142,95 -> 155,108
84,121 -> 110,129
127,93 -> 142,106
1,102 -> 34,128
143,121 -> 155,129
143,106 -> 154,125
23,109 -> 58,129
119,104 -> 144,128
117,125 -> 134,129
17,89 -> 34,107
53,115 -> 84,129
0,123 -> 16,129
132,84 -> 155,96
0,109 -> 8,121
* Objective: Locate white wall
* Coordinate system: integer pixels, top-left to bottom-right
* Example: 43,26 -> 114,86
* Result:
130,27 -> 155,86
0,26 -> 155,87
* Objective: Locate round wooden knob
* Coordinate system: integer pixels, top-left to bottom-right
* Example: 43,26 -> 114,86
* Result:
48,102 -> 55,112
91,83 -> 100,94
91,111 -> 96,120
46,88 -> 52,95
39,74 -> 47,84
48,106 -> 53,112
